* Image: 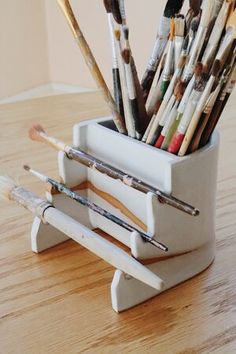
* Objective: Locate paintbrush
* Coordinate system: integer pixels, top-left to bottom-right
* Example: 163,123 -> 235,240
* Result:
202,0 -> 233,72
28,124 -> 199,216
182,0 -> 215,82
110,0 -> 123,25
0,176 -> 164,290
168,76 -> 206,154
141,0 -> 184,100
114,29 -> 136,138
145,53 -> 187,132
158,82 -> 186,149
123,26 -> 149,134
122,49 -> 142,139
188,72 -> 228,152
174,15 -> 185,69
56,0 -> 126,134
103,0 -> 124,118
159,18 -> 176,100
200,59 -> 236,147
186,15 -> 201,55
24,165 -> 167,251
164,62 -> 204,150
178,60 -> 222,156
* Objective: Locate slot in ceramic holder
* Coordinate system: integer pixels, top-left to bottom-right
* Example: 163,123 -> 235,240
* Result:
31,117 -> 219,312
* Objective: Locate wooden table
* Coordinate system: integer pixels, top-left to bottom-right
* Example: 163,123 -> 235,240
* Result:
0,91 -> 235,353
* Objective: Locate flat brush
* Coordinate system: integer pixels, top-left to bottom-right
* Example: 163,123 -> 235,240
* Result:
28,124 -> 199,216
141,0 -> 184,100
114,29 -> 136,137
183,0 -> 215,82
202,0 -> 233,72
56,0 -> 126,134
174,15 -> 185,69
103,0 -> 124,118
24,165 -> 167,252
168,76 -> 206,154
123,26 -> 149,134
179,60 -> 222,156
122,49 -> 142,139
0,176 -> 164,291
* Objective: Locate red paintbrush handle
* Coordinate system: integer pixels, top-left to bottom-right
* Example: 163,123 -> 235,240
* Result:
168,132 -> 185,154
155,134 -> 165,148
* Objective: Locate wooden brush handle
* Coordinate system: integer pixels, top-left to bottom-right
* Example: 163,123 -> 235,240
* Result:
57,0 -> 126,134
141,70 -> 157,101
200,100 -> 224,147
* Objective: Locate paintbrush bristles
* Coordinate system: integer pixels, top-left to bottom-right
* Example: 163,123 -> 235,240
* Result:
123,26 -> 129,41
114,29 -> 121,41
111,0 -> 122,24
103,0 -> 112,13
0,176 -> 17,201
28,124 -> 46,143
212,59 -> 222,76
122,49 -> 131,64
23,165 -> 30,172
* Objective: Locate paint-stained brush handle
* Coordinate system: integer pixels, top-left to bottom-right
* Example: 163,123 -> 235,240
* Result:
57,0 -> 127,134
113,68 -> 125,117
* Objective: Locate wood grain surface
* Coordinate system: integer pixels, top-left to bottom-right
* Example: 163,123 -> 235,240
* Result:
0,91 -> 235,353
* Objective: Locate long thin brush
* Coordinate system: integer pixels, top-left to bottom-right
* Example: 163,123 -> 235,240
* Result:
24,165 -> 167,252
103,0 -> 124,118
0,176 -> 164,291
123,26 -> 149,134
202,0 -> 233,72
182,0 -> 215,82
28,124 -> 199,216
122,49 -> 142,139
114,30 -> 136,137
56,0 -> 126,134
179,60 -> 222,156
174,15 -> 185,69
141,0 -> 184,100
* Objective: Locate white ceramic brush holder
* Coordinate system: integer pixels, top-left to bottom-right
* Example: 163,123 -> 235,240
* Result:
31,117 -> 219,312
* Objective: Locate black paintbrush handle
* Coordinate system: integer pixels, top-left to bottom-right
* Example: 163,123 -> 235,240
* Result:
141,69 -> 156,102
113,68 -> 125,119
150,124 -> 164,146
200,99 -> 224,147
130,98 -> 142,139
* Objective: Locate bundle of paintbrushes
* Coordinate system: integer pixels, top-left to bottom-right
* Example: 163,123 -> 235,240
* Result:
57,0 -> 236,156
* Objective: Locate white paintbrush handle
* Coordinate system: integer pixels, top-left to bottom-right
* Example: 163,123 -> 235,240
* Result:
108,14 -> 118,69
10,186 -> 164,290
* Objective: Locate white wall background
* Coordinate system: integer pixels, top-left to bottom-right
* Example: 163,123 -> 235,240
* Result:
0,0 -> 187,100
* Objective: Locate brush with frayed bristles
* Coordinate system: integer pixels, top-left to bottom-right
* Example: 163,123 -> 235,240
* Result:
0,176 -> 165,290
118,0 -> 126,25
24,165 -> 167,252
122,49 -> 142,139
174,15 -> 186,69
179,59 -> 222,156
202,0 -> 233,72
103,0 -> 124,119
183,0 -> 215,82
114,29 -> 136,137
56,0 -> 126,134
141,0 -> 185,101
122,26 -> 149,134
28,124 -> 199,216
186,14 -> 201,55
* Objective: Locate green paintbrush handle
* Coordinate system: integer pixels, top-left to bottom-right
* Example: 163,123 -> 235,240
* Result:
162,112 -> 183,150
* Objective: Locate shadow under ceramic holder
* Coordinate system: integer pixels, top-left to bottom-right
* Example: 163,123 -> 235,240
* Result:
31,117 -> 219,312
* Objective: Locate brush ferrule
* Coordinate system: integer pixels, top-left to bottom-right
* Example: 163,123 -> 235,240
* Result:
11,187 -> 52,219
